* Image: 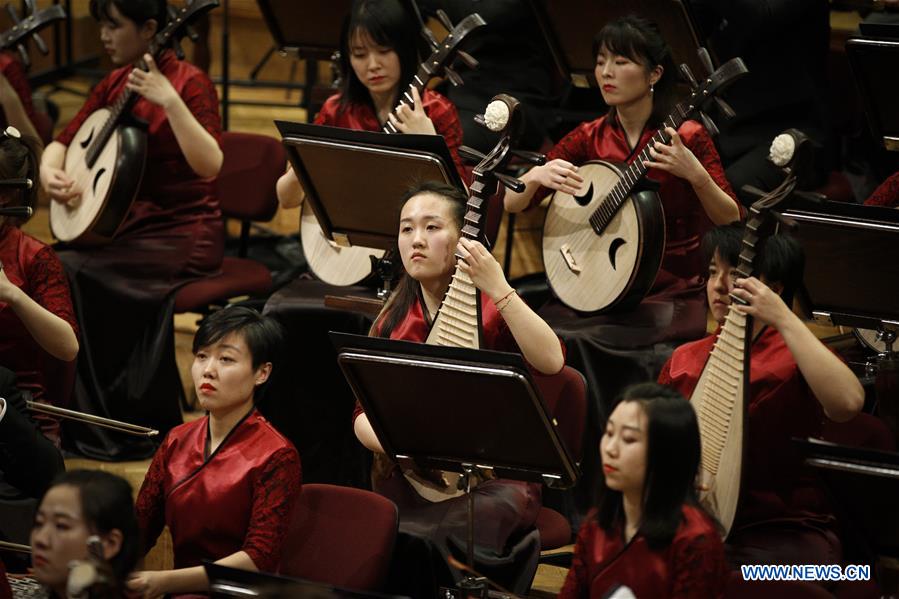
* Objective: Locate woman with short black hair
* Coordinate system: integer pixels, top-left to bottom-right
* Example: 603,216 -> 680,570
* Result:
559,383 -> 728,598
130,307 -> 301,597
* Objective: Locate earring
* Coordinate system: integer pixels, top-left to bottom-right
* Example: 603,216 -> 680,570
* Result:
650,83 -> 655,94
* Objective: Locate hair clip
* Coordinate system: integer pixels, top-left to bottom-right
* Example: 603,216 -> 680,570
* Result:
1,126 -> 21,140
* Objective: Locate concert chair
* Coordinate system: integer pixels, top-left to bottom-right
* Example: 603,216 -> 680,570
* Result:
173,131 -> 286,313
278,484 -> 398,591
531,366 -> 588,560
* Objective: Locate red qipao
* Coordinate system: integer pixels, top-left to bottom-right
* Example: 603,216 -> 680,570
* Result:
0,51 -> 38,129
315,90 -> 467,181
135,410 -> 301,572
658,326 -> 838,562
865,172 -> 899,208
0,224 -> 77,442
558,506 -> 729,599
54,49 -> 224,459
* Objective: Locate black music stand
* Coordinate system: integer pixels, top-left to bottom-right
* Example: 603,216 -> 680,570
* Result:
783,199 -> 899,342
331,332 -> 579,595
275,120 -> 465,306
847,37 -> 899,153
205,562 -> 410,599
527,0 -> 708,89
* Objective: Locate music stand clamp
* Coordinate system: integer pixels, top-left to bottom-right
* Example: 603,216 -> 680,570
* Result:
330,332 -> 580,595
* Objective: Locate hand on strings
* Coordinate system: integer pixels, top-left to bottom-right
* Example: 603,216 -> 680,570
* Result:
40,166 -> 81,205
387,87 -> 437,135
126,570 -> 166,598
126,54 -> 179,110
456,238 -> 511,302
528,159 -> 584,195
730,276 -> 793,330
646,127 -> 707,186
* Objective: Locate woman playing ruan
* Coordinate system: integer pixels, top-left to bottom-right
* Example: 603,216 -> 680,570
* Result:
276,0 -> 466,207
130,308 -> 301,597
505,15 -> 741,341
559,383 -> 729,598
352,181 -> 564,595
38,0 -> 224,459
31,470 -> 141,598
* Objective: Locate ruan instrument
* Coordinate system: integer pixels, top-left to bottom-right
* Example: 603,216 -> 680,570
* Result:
541,51 -> 748,313
0,1 -> 66,66
25,400 -> 158,437
49,0 -> 219,246
691,131 -> 807,537
300,11 -> 485,287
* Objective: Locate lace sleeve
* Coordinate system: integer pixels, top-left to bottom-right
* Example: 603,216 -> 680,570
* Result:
1,55 -> 37,125
685,124 -> 744,218
134,439 -> 170,555
427,95 -> 467,183
242,446 -> 302,572
865,172 -> 899,208
28,247 -> 77,336
657,357 -> 674,386
670,530 -> 729,599
181,73 -> 222,147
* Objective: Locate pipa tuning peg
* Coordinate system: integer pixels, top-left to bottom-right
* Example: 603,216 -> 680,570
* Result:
459,145 -> 486,164
679,63 -> 698,89
32,32 -> 49,55
510,149 -> 546,166
495,171 -> 526,194
435,9 -> 455,33
443,66 -> 464,86
699,111 -> 719,138
714,97 -> 736,119
697,47 -> 715,75
456,50 -> 478,70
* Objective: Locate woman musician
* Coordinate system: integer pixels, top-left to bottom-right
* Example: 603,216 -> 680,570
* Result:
1,130 -> 72,541
353,181 -> 564,596
39,0 -> 224,460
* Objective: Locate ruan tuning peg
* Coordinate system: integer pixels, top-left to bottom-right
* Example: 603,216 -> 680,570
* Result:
443,66 -> 464,86
420,26 -> 439,51
510,149 -> 546,166
699,111 -> 719,138
697,47 -> 715,75
456,50 -> 478,70
714,97 -> 736,119
435,9 -> 455,33
679,64 -> 698,89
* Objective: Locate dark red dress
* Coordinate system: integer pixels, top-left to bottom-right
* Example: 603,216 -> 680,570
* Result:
352,291 -> 558,596
315,89 -> 467,181
659,326 -> 840,565
55,50 -> 224,459
0,224 -> 77,442
558,505 -> 729,599
135,409 -> 301,572
865,172 -> 899,208
0,51 -> 38,130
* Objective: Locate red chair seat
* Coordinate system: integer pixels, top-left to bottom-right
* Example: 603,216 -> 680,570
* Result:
174,257 -> 272,313
535,506 -> 572,549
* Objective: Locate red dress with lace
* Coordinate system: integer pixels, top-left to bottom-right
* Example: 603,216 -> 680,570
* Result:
865,172 -> 899,208
658,326 -> 838,562
0,224 -> 77,442
533,114 -> 740,305
54,50 -> 224,459
315,90 -> 467,181
135,409 -> 301,572
558,505 -> 728,599
0,51 -> 38,130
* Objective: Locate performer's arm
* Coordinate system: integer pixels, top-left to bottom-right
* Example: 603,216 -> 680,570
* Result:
457,238 -> 565,374
40,141 -> 80,204
126,54 -> 223,178
732,276 -> 864,422
354,413 -> 385,454
646,127 -> 741,225
0,73 -> 40,146
276,165 -> 305,209
0,263 -> 77,361
127,552 -> 257,597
